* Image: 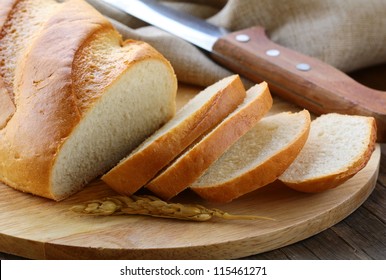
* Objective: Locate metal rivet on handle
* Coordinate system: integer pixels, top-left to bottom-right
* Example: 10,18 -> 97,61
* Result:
296,63 -> 311,71
235,34 -> 250,42
266,49 -> 280,57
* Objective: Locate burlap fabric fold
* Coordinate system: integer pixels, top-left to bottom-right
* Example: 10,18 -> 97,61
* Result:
87,0 -> 386,87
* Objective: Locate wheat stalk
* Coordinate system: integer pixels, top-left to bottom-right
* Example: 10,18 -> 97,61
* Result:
70,195 -> 273,222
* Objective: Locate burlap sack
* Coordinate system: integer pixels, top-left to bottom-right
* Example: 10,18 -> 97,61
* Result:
87,0 -> 386,87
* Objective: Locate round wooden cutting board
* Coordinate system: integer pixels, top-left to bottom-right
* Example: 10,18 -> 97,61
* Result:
0,84 -> 381,259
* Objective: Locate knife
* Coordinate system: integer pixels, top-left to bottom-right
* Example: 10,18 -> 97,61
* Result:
101,0 -> 386,142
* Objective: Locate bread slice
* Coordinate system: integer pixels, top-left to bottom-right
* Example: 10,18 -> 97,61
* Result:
278,113 -> 377,192
0,0 -> 176,200
146,82 -> 273,200
191,110 -> 311,203
101,75 -> 246,195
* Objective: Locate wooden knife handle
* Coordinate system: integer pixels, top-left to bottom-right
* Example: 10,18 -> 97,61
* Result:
212,26 -> 386,142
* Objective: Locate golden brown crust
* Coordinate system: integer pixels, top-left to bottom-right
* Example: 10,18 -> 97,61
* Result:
0,0 -> 176,200
282,117 -> 377,193
73,29 -> 174,116
102,75 -> 246,195
146,82 -> 273,200
0,0 -> 18,128
0,78 -> 15,128
0,0 -> 16,28
191,110 -> 311,203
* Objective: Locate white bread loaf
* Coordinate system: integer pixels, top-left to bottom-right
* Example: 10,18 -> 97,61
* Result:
146,82 -> 273,200
279,113 -> 377,192
102,75 -> 246,195
0,0 -> 177,200
190,110 -> 311,203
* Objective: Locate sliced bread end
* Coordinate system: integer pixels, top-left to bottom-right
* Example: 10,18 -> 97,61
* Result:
279,113 -> 377,193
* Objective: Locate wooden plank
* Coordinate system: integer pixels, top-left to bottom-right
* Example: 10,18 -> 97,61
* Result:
275,244 -> 319,260
339,208 -> 386,259
303,229 -> 365,259
377,153 -> 386,187
363,183 -> 386,223
243,249 -> 290,260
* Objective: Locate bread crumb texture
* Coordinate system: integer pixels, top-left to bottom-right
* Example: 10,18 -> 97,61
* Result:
279,113 -> 376,188
194,111 -> 309,186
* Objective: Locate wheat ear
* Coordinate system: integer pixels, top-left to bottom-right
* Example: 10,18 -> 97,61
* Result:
70,195 -> 273,222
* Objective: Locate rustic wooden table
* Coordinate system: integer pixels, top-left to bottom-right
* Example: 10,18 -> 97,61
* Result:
1,67 -> 385,261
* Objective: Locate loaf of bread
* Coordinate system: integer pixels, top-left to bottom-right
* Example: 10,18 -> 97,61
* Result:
0,0 -> 377,204
279,113 -> 377,192
191,110 -> 311,203
146,82 -> 273,200
0,0 -> 177,200
102,75 -> 246,195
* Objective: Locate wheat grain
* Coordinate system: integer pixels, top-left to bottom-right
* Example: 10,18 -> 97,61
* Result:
70,195 -> 273,222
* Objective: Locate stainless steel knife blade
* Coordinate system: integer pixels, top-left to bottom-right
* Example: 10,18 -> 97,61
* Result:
100,0 -> 386,141
101,0 -> 227,51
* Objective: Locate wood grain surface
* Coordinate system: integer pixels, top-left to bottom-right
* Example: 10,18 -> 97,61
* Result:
0,84 -> 381,260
